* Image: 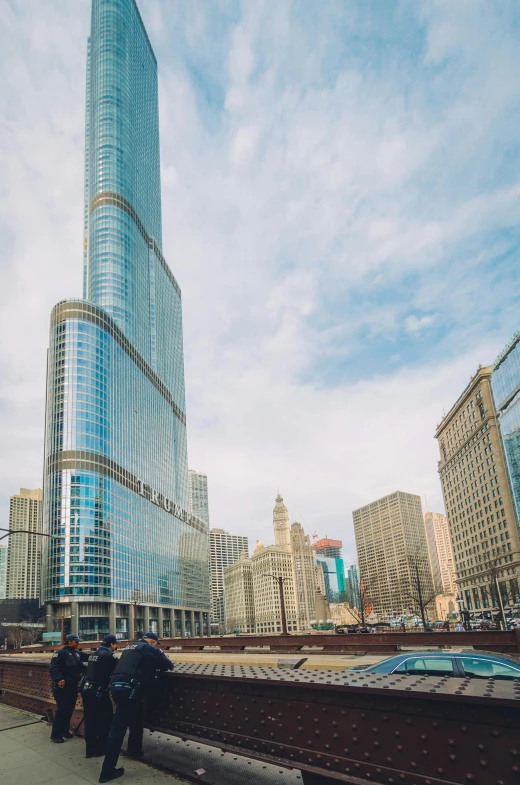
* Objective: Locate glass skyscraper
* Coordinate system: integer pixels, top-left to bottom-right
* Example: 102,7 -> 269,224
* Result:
492,333 -> 520,526
42,0 -> 209,640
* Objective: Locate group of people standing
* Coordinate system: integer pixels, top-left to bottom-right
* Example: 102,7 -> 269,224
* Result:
48,631 -> 173,784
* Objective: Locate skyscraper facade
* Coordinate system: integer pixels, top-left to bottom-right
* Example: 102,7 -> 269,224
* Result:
353,491 -> 435,619
209,528 -> 248,628
6,488 -> 43,601
42,0 -> 209,640
347,564 -> 360,610
492,334 -> 520,522
189,470 -> 210,524
436,366 -> 520,618
0,544 -> 7,600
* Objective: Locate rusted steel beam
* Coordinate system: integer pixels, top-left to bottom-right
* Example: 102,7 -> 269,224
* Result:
5,628 -> 519,655
2,658 -> 518,785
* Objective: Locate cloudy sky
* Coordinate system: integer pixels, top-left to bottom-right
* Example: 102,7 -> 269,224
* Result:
1,0 -> 520,563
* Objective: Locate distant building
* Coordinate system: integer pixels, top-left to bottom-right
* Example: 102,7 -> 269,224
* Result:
313,538 -> 342,559
7,488 -> 43,601
424,511 -> 456,596
223,494 -> 316,633
210,529 -> 248,627
353,491 -> 435,619
436,365 -> 520,617
0,545 -> 7,600
189,470 -> 210,525
347,564 -> 360,609
315,556 -> 347,603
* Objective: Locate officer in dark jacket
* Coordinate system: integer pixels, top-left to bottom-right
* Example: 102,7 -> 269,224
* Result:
81,634 -> 119,758
49,633 -> 89,743
99,632 -> 173,784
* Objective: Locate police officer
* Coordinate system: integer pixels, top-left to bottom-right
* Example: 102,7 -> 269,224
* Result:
81,634 -> 119,758
49,633 -> 89,743
99,632 -> 173,784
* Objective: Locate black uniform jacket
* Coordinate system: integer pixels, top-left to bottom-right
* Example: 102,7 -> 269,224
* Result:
84,645 -> 118,688
110,640 -> 173,687
49,646 -> 89,684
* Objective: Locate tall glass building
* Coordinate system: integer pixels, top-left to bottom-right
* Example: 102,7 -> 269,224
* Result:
492,333 -> 520,527
42,0 -> 209,640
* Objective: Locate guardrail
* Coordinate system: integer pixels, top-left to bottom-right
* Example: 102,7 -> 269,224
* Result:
4,629 -> 520,655
1,658 -> 519,784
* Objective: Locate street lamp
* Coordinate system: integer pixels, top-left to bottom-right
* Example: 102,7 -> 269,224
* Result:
262,574 -> 290,636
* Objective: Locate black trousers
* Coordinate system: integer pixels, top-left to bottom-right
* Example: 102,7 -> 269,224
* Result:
51,683 -> 78,739
100,685 -> 144,777
82,688 -> 113,756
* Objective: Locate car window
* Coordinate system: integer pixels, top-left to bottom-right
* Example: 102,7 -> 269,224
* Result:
460,658 -> 520,680
405,657 -> 455,676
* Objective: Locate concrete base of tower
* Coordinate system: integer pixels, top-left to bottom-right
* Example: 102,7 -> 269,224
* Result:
45,601 -> 210,640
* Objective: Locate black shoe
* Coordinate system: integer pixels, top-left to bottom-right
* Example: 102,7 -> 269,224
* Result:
127,750 -> 143,759
99,768 -> 124,783
51,736 -> 65,744
86,752 -> 104,758
63,732 -> 74,739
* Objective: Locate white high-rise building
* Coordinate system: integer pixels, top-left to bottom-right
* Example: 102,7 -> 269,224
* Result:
189,470 -> 210,525
0,544 -> 7,600
210,528 -> 249,627
424,511 -> 456,596
7,488 -> 43,600
223,494 -> 316,633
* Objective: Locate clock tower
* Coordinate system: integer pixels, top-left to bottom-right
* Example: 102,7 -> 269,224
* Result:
273,493 -> 291,548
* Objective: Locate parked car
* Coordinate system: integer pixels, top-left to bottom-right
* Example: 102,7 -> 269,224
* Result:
348,650 -> 520,679
335,625 -> 359,634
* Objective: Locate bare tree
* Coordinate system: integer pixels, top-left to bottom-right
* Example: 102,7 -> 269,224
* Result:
401,550 -> 439,629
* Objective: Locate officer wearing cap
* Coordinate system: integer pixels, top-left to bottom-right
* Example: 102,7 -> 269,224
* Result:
99,632 -> 173,784
81,634 -> 119,758
49,633 -> 89,743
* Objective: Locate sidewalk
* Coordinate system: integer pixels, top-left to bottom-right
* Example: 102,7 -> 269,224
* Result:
0,704 -> 187,785
0,703 -> 302,785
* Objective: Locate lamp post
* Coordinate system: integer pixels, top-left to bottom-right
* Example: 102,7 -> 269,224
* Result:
263,574 -> 290,636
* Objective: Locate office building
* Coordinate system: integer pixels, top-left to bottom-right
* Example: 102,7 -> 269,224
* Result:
42,0 -> 209,640
313,537 -> 347,604
424,511 -> 456,596
223,494 -> 316,633
189,470 -> 210,524
353,491 -> 435,619
6,489 -> 43,601
222,552 -> 255,633
436,366 -> 520,616
210,529 -> 248,628
0,545 -> 7,600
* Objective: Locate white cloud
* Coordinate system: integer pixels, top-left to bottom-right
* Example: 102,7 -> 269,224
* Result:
1,0 -> 520,564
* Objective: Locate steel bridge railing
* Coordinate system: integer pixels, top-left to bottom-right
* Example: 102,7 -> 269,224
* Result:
1,658 -> 519,785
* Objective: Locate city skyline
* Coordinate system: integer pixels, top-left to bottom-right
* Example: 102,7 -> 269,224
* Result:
2,2 -> 520,554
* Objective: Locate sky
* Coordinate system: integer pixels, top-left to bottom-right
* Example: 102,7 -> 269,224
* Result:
1,0 -> 520,564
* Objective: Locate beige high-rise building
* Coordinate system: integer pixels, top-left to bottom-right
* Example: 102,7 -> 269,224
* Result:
353,491 -> 435,620
6,488 -> 43,600
210,529 -> 249,627
435,365 -> 520,616
424,511 -> 456,595
223,552 -> 255,633
222,494 -> 316,633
